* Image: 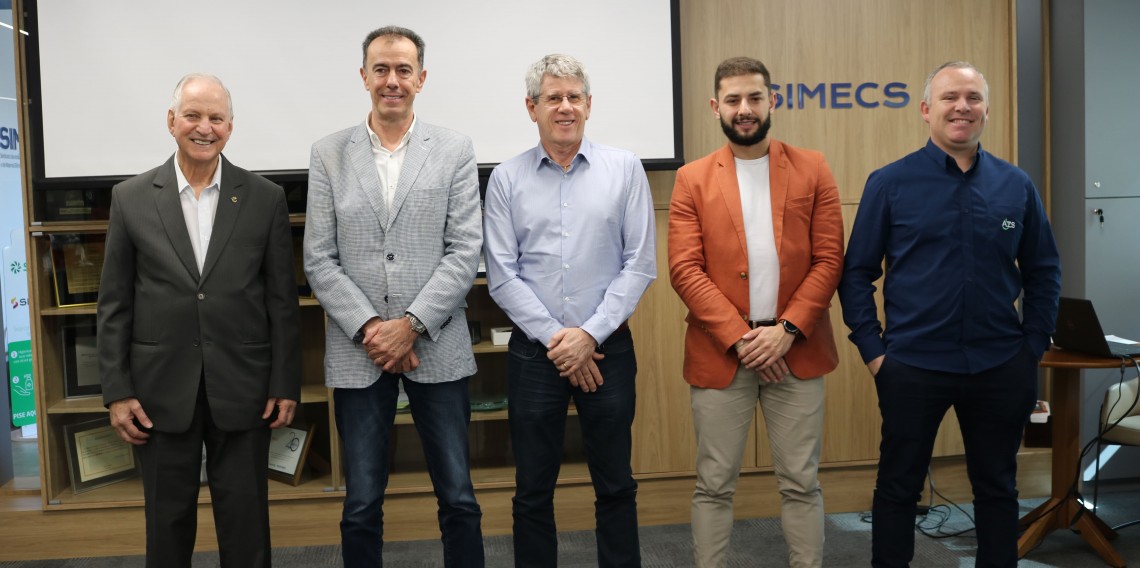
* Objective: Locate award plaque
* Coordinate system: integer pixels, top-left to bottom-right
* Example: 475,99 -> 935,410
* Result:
50,233 -> 106,307
64,417 -> 141,493
63,322 -> 100,398
267,423 -> 315,486
40,187 -> 112,222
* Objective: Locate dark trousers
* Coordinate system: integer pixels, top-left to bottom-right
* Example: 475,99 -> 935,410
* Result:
507,328 -> 641,568
334,374 -> 484,568
139,381 -> 272,568
871,346 -> 1038,568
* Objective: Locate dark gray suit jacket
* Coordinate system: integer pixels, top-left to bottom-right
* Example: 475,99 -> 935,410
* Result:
97,155 -> 302,432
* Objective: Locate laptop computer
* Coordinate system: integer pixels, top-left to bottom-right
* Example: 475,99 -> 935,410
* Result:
1052,297 -> 1140,358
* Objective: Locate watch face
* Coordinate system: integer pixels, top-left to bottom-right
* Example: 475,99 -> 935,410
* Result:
406,314 -> 426,334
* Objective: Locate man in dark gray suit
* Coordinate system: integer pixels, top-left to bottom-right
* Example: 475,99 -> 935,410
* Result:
97,73 -> 302,568
303,26 -> 484,567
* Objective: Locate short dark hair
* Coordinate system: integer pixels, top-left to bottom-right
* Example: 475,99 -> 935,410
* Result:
361,26 -> 425,69
714,57 -> 771,97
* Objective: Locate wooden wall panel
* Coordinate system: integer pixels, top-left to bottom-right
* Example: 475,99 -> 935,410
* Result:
680,0 -> 1015,205
630,211 -> 697,474
635,0 -> 1011,473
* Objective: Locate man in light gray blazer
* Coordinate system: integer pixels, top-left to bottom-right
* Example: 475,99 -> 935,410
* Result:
98,74 -> 301,568
303,26 -> 484,568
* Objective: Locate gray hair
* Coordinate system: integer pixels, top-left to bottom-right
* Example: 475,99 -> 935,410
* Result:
923,61 -> 989,105
525,54 -> 591,101
170,73 -> 233,118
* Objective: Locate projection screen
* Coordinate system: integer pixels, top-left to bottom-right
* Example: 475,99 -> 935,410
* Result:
25,0 -> 681,181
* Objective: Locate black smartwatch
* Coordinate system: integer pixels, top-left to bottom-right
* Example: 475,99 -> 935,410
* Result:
779,319 -> 801,336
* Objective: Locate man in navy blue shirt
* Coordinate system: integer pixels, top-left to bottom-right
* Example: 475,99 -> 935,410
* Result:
839,61 -> 1061,568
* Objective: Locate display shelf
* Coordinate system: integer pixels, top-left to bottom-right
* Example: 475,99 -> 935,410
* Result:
391,403 -> 579,426
46,396 -> 103,415
44,472 -> 339,510
40,306 -> 97,317
27,220 -> 108,234
299,384 -> 330,404
46,383 -> 329,416
384,461 -> 593,495
472,340 -> 508,354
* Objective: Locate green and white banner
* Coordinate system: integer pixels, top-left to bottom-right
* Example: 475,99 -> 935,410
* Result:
4,232 -> 34,428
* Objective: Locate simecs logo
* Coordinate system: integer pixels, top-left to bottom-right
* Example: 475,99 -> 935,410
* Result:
0,126 -> 18,150
10,297 -> 28,309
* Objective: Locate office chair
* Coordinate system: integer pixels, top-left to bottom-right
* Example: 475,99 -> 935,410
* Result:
1093,376 -> 1140,530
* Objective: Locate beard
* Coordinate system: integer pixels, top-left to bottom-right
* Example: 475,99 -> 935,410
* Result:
720,113 -> 772,147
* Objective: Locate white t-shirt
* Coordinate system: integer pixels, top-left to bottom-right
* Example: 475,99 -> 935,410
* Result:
735,156 -> 779,320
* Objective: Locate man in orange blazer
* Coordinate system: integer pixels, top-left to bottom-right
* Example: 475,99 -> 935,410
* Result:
668,57 -> 844,568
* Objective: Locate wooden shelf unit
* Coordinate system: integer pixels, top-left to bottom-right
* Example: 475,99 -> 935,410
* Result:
23,202 -> 531,511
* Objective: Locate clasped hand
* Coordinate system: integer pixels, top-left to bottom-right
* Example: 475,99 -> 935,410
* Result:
362,317 -> 420,374
547,327 -> 604,392
735,325 -> 795,383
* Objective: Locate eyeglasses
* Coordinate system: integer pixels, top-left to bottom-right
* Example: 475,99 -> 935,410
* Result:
538,92 -> 587,107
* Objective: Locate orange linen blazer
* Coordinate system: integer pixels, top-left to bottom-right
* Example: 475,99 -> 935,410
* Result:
668,141 -> 844,388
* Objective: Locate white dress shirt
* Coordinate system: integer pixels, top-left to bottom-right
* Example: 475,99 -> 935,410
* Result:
174,157 -> 222,274
366,115 -> 416,207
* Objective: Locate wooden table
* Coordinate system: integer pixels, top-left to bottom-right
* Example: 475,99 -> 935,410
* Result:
1018,348 -> 1125,567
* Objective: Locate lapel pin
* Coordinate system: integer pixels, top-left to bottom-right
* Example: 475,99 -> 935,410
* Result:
231,196 -> 238,203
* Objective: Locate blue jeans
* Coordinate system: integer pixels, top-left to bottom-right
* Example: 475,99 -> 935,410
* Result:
334,374 -> 484,568
507,328 -> 640,568
871,345 -> 1038,568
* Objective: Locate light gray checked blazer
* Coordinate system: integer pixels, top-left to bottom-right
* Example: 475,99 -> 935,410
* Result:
304,121 -> 482,388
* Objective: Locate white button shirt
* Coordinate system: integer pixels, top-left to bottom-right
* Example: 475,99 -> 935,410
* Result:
366,115 -> 416,207
174,157 -> 222,274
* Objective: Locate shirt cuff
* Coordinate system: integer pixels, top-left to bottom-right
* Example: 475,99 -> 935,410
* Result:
854,335 -> 887,364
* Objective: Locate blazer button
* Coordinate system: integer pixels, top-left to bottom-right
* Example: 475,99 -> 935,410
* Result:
386,253 -> 395,261
383,295 -> 388,303
739,272 -> 748,279
197,292 -> 205,300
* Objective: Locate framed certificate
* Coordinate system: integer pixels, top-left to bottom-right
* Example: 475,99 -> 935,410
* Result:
50,233 -> 106,307
63,417 -> 141,493
267,423 -> 315,486
63,322 -> 101,398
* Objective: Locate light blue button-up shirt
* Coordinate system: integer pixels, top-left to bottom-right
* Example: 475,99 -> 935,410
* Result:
483,138 -> 657,346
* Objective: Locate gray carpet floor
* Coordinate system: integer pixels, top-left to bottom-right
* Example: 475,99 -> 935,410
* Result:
2,495 -> 1136,567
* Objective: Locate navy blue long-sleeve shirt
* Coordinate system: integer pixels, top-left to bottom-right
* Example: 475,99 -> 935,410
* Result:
839,140 -> 1061,374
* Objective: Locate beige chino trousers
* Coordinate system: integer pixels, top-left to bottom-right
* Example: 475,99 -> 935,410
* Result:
690,363 -> 826,568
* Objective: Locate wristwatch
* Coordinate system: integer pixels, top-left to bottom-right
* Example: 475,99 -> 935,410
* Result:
779,319 -> 801,336
405,312 -> 427,335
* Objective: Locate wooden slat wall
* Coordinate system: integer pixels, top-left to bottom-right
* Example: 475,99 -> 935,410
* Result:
631,0 -> 1017,474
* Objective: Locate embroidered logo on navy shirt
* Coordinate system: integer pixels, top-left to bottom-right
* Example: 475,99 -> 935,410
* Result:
1002,219 -> 1016,231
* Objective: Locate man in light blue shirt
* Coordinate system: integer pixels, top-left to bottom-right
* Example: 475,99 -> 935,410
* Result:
483,53 -> 656,568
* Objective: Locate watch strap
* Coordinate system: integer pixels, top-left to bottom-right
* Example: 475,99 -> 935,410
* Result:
405,312 -> 427,335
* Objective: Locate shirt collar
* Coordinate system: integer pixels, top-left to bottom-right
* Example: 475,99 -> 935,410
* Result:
366,114 -> 417,152
922,138 -> 985,174
535,137 -> 593,171
174,155 -> 223,195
